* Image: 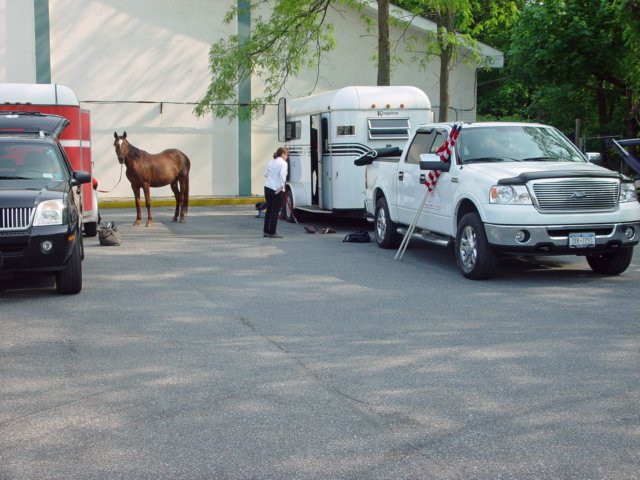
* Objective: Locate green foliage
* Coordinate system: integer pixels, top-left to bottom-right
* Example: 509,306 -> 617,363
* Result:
194,0 -> 344,120
614,0 -> 640,119
503,0 -> 629,135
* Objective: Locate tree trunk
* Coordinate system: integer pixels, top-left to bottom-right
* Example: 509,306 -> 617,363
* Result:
439,45 -> 452,121
436,8 -> 456,122
377,0 -> 390,86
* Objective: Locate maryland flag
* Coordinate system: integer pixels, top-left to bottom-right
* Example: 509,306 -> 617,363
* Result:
423,123 -> 463,192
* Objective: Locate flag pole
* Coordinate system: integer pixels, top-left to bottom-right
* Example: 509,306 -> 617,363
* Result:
395,188 -> 432,260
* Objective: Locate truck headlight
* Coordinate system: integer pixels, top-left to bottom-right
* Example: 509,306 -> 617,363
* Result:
489,185 -> 532,204
619,182 -> 638,203
33,199 -> 65,226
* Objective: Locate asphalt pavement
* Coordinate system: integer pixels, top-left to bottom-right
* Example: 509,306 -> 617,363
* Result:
1,205 -> 639,479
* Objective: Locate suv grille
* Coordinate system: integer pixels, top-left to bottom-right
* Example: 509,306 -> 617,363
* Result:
532,179 -> 619,212
0,207 -> 34,231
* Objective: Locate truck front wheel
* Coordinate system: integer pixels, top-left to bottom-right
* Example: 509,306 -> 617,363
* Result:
375,197 -> 402,249
456,213 -> 496,280
586,248 -> 634,275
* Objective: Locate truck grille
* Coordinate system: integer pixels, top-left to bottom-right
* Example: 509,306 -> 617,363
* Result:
0,207 -> 34,231
532,179 -> 619,212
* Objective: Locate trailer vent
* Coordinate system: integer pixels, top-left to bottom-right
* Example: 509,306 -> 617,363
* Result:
368,118 -> 410,140
0,207 -> 34,231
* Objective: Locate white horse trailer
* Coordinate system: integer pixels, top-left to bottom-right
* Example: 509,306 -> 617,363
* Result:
278,85 -> 433,221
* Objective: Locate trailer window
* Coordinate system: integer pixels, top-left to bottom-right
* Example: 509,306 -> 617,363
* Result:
368,118 -> 410,140
286,121 -> 301,140
337,125 -> 355,136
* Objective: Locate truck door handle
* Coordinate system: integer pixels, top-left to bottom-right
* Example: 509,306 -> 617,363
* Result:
419,174 -> 426,184
398,171 -> 404,181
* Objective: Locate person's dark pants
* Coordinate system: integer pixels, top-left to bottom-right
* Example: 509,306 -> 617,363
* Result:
263,187 -> 283,235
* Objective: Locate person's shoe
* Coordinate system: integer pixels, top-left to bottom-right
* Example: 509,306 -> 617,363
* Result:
263,233 -> 269,237
268,234 -> 283,238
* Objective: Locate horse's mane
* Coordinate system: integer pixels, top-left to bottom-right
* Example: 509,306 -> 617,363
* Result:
125,141 -> 143,160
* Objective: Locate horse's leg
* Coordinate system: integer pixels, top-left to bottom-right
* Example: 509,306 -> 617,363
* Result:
179,175 -> 189,223
132,186 -> 142,226
170,181 -> 180,222
143,183 -> 153,226
176,177 -> 189,223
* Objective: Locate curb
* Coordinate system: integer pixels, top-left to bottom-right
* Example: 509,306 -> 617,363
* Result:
98,196 -> 264,209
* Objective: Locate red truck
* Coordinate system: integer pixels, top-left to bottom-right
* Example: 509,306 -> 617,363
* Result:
0,83 -> 99,236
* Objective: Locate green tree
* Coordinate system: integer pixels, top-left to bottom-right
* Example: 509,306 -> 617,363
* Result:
194,0 -> 493,121
195,0 -> 384,120
395,0 -> 523,121
389,0 -> 475,121
505,0 -> 632,139
614,0 -> 640,136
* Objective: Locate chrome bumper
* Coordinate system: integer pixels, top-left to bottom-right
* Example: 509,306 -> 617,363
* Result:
484,221 -> 640,252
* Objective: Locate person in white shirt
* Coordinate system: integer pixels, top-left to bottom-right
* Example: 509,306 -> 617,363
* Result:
263,147 -> 289,238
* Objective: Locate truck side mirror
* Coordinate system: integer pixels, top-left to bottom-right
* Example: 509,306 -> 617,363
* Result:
419,153 -> 451,172
586,152 -> 604,166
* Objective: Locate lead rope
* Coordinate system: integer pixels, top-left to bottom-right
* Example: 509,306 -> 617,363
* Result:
96,163 -> 124,194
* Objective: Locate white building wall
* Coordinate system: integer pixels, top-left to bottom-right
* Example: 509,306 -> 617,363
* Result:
0,1 -> 36,82
48,0 -> 237,199
1,0 -> 496,198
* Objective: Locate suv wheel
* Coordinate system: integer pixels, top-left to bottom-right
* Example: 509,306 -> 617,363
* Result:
56,238 -> 82,294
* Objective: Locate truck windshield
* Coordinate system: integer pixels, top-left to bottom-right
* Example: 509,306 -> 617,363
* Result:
0,143 -> 66,180
456,126 -> 587,165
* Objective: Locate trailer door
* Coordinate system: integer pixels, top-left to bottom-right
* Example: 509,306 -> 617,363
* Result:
319,114 -> 331,209
310,115 -> 320,207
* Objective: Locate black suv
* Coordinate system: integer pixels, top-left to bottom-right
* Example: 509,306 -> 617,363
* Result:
0,112 -> 91,294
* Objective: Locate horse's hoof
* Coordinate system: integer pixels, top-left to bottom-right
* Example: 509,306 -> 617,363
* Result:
133,220 -> 141,226
179,218 -> 185,223
146,222 -> 152,227
172,217 -> 178,222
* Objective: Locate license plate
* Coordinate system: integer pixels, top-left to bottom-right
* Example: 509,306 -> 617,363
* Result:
569,232 -> 596,248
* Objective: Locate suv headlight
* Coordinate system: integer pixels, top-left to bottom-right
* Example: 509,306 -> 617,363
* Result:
33,199 -> 65,226
489,185 -> 532,204
619,182 -> 638,203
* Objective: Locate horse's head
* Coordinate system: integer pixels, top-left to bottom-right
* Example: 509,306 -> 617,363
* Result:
113,131 -> 130,164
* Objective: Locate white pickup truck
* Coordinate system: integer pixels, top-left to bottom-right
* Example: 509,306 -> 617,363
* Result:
357,122 -> 640,279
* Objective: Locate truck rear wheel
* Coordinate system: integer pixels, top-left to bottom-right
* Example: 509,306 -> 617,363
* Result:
375,197 -> 402,249
586,248 -> 634,275
456,212 -> 496,280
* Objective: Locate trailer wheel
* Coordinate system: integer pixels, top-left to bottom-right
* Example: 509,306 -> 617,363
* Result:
455,212 -> 496,280
283,189 -> 296,223
586,248 -> 634,275
375,197 -> 402,249
84,221 -> 97,237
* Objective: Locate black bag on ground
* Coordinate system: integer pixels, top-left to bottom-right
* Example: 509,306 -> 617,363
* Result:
343,230 -> 371,243
98,222 -> 122,246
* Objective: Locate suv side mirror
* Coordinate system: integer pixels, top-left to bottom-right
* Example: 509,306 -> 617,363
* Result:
420,153 -> 451,172
72,170 -> 91,186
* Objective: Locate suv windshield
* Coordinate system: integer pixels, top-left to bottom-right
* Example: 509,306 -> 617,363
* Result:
0,142 -> 66,180
456,125 -> 587,165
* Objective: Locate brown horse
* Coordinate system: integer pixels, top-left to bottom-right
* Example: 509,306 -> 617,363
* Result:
113,131 -> 190,226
